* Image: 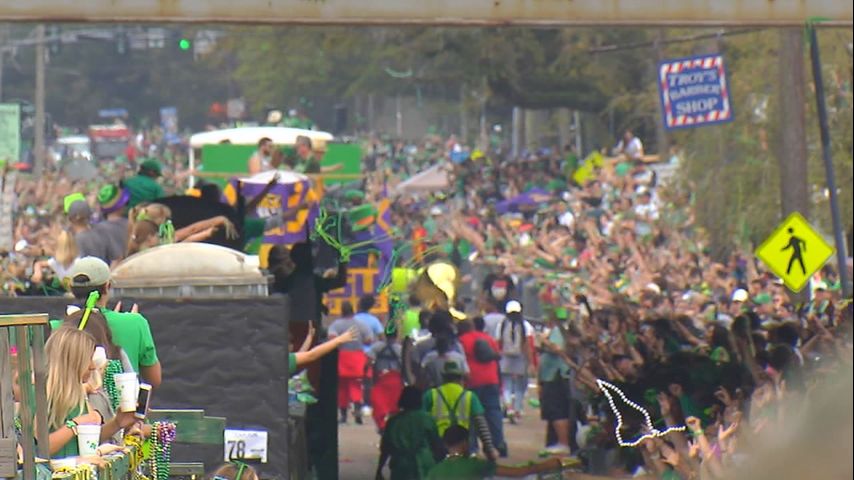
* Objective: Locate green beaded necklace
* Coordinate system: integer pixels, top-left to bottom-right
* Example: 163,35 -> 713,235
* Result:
103,359 -> 124,411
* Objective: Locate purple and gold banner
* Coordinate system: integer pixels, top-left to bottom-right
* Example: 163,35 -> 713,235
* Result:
326,267 -> 389,317
223,173 -> 320,245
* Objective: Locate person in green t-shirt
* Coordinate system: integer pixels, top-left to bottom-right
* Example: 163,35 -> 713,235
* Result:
123,159 -> 165,208
376,386 -> 444,480
49,257 -> 162,388
426,425 -> 562,480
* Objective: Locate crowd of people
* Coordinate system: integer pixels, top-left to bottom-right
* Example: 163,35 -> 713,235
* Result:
341,129 -> 853,479
2,119 -> 852,480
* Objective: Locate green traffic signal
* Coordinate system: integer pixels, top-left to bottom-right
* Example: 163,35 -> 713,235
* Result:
179,38 -> 191,50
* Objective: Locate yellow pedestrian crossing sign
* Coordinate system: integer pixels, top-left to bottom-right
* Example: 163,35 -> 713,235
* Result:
755,212 -> 835,293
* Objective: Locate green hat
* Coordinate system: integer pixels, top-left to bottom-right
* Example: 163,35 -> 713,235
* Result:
348,204 -> 378,231
442,361 -> 464,378
344,189 -> 365,201
63,193 -> 86,214
752,293 -> 772,305
140,159 -> 163,176
97,185 -> 130,214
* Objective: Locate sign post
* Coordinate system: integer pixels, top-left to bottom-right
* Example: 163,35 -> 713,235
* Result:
658,54 -> 733,130
755,212 -> 835,293
807,25 -> 851,296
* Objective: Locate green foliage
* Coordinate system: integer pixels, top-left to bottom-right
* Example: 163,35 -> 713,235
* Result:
672,29 -> 852,257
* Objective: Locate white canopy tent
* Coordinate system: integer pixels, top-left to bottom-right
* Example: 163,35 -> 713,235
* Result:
395,164 -> 450,194
189,126 -> 333,149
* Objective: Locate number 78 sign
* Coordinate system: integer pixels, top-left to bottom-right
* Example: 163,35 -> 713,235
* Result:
224,429 -> 268,463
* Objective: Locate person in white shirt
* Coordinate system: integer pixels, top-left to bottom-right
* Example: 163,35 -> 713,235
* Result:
557,202 -> 575,229
493,301 -> 535,422
633,189 -> 659,221
613,129 -> 644,161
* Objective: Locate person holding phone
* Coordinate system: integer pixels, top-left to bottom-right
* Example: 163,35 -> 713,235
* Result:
45,328 -> 136,457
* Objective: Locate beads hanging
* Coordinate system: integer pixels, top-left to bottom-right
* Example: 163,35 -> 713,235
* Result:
149,422 -> 177,480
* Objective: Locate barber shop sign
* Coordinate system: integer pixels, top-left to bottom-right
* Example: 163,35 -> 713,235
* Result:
658,53 -> 733,130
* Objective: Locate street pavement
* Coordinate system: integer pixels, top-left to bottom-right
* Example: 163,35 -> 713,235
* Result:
338,386 -> 550,479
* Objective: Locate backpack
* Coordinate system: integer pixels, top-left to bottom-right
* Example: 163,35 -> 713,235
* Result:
373,342 -> 401,382
473,338 -> 500,363
499,319 -> 525,357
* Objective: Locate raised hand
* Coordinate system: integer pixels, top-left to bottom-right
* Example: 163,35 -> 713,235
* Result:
337,326 -> 359,344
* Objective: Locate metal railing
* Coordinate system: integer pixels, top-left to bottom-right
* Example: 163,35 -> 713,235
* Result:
0,314 -> 49,480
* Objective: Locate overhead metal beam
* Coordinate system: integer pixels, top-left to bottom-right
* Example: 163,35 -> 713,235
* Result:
0,0 -> 851,26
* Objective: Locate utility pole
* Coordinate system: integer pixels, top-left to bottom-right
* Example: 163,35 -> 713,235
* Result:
0,49 -> 4,103
0,25 -> 7,101
459,83 -> 467,144
395,94 -> 402,138
777,28 -> 810,301
511,107 -> 522,158
34,24 -> 46,176
777,28 -> 809,223
653,30 -> 670,160
479,76 -> 488,151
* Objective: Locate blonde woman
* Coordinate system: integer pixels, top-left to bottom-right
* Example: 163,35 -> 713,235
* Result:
125,203 -> 236,257
46,328 -> 135,457
48,230 -> 80,280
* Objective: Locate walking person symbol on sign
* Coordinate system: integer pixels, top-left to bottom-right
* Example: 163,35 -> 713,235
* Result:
755,212 -> 835,293
782,228 -> 807,275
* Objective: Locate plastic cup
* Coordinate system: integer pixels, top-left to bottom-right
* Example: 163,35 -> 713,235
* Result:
76,424 -> 101,456
114,372 -> 139,412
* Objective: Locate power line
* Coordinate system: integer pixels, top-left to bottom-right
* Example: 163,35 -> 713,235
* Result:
588,28 -> 764,54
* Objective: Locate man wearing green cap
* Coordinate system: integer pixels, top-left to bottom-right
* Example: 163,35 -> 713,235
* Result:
124,159 -> 165,208
423,361 -> 498,461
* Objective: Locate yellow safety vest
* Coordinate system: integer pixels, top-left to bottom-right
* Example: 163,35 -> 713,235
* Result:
429,383 -> 473,436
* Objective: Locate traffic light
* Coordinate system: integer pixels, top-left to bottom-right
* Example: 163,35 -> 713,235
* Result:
178,38 -> 191,51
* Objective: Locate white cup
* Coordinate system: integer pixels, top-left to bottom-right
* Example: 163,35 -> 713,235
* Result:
114,372 -> 139,412
76,424 -> 101,456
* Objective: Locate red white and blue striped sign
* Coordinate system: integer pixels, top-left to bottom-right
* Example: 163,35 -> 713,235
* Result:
658,54 -> 733,130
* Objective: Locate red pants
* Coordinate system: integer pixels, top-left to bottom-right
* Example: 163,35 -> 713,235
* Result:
338,377 -> 363,408
371,370 -> 403,430
338,350 -> 367,408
